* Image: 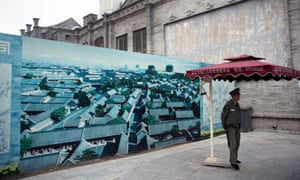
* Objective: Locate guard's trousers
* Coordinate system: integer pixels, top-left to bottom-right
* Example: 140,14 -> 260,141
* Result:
226,127 -> 240,165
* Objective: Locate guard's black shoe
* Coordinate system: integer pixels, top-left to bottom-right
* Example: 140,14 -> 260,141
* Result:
231,164 -> 240,170
237,160 -> 241,164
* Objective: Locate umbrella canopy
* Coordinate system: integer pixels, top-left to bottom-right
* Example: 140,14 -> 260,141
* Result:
186,54 -> 300,81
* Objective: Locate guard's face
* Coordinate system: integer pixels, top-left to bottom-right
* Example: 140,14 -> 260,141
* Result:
233,93 -> 240,102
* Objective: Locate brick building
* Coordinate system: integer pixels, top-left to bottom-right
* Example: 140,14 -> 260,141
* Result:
21,0 -> 300,132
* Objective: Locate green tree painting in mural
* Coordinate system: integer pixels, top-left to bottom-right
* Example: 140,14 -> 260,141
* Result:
74,90 -> 91,107
50,107 -> 68,122
23,73 -> 34,79
81,148 -> 97,160
20,136 -> 33,156
95,105 -> 105,117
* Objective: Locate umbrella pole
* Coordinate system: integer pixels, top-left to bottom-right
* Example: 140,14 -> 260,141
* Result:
209,78 -> 214,158
203,78 -> 229,168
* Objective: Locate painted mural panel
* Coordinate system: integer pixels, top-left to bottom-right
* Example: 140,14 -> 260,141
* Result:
0,33 -> 22,175
19,36 -> 211,172
0,32 -> 233,173
0,63 -> 12,154
201,81 -> 234,130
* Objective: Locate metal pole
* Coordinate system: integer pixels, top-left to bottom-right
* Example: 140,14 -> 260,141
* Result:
203,78 -> 229,167
209,78 -> 214,158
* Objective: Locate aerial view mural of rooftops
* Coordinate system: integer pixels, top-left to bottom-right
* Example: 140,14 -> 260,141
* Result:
19,36 -> 213,172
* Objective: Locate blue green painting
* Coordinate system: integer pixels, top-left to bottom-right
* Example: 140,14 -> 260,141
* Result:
0,33 -> 233,173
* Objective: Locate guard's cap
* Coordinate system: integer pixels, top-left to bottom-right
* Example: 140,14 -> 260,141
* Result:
230,88 -> 240,96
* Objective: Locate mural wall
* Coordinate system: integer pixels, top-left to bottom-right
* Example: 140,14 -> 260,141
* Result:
0,33 -> 22,174
0,63 -> 12,154
0,33 -> 233,173
201,81 -> 234,130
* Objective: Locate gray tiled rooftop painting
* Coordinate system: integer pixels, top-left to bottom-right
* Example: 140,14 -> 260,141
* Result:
0,33 -> 233,172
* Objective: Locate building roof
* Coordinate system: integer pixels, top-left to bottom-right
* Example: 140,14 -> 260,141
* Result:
105,105 -> 120,120
22,79 -> 41,85
126,97 -> 136,106
167,102 -> 185,108
22,103 -> 61,112
148,119 -> 199,135
121,110 -> 132,122
69,139 -> 105,161
149,108 -> 169,119
121,0 -> 140,8
152,102 -> 162,108
111,94 -> 126,104
47,83 -> 78,90
26,123 -> 127,148
26,129 -> 83,148
131,88 -> 142,98
91,117 -> 110,125
94,96 -> 107,106
63,116 -> 81,128
175,110 -> 194,119
22,95 -> 71,104
49,18 -> 81,30
29,110 -> 52,124
107,89 -> 117,96
82,124 -> 127,139
22,95 -> 45,104
63,107 -> 93,128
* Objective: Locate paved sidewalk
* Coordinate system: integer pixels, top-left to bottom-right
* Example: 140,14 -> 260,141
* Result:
19,131 -> 300,180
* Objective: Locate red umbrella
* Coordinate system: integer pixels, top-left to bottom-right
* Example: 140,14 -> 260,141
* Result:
185,54 -> 300,167
186,54 -> 300,81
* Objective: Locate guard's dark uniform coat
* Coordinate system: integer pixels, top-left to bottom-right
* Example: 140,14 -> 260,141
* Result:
221,99 -> 241,166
